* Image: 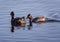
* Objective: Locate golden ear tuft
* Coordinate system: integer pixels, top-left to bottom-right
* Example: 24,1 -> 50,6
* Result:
29,16 -> 33,19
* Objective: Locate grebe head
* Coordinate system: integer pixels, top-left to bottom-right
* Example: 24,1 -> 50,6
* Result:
10,11 -> 14,17
27,13 -> 33,20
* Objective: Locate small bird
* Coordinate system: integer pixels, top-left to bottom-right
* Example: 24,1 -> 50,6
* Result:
27,14 -> 46,23
27,14 -> 60,23
10,11 -> 26,26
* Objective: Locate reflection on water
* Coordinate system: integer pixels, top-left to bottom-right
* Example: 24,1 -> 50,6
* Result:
11,22 -> 33,32
27,25 -> 32,30
11,25 -> 33,32
11,25 -> 14,32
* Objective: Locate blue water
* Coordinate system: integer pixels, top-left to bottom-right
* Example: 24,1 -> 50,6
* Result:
0,0 -> 60,42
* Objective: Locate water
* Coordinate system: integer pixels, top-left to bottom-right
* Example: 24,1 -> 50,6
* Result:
0,0 -> 60,42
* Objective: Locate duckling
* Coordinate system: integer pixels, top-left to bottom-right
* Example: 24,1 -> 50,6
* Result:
10,11 -> 26,26
27,14 -> 46,23
27,14 -> 60,23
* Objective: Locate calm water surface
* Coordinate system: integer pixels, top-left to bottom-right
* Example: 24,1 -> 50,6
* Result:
0,0 -> 60,42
